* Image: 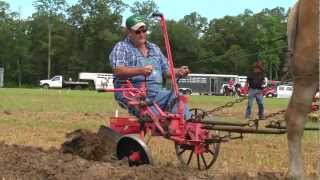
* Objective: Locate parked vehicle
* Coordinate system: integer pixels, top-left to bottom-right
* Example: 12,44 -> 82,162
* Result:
178,73 -> 242,96
237,78 -> 277,98
179,87 -> 192,95
238,84 -> 277,98
264,86 -> 277,98
277,85 -> 293,98
40,75 -> 89,89
78,72 -> 113,90
220,83 -> 238,96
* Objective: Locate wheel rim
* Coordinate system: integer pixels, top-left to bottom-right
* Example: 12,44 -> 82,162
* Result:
74,85 -> 82,90
175,141 -> 220,170
117,135 -> 152,166
176,108 -> 220,170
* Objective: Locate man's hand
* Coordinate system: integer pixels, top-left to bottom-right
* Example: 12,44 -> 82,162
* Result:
177,66 -> 190,78
142,65 -> 153,76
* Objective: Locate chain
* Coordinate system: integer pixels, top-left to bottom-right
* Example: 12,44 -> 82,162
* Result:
248,109 -> 286,128
201,94 -> 287,129
264,109 -> 286,119
205,95 -> 286,121
206,96 -> 247,114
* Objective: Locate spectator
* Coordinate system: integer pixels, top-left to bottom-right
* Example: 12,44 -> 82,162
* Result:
245,60 -> 266,120
228,78 -> 235,97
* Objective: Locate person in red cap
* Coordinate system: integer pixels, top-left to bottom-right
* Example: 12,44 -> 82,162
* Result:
245,60 -> 266,120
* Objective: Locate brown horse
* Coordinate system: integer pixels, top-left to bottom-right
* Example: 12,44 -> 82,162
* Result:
286,0 -> 319,179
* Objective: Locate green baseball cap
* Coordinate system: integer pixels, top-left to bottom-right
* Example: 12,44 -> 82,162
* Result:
126,15 -> 146,31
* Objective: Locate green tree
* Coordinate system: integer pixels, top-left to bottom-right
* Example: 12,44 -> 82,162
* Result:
254,7 -> 287,80
180,12 -> 208,38
150,20 -> 202,71
200,7 -> 287,78
130,0 -> 159,28
0,0 -> 292,87
66,0 -> 125,74
11,16 -> 32,87
0,1 -> 15,85
0,1 -> 33,86
33,0 -> 67,79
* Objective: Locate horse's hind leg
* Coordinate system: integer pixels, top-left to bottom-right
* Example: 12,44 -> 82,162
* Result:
285,77 -> 318,179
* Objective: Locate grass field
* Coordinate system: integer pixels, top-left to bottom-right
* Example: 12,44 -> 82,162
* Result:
0,88 -> 318,176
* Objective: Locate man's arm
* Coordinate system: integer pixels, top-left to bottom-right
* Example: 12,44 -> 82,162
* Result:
110,41 -> 152,79
166,66 -> 190,78
113,65 -> 153,79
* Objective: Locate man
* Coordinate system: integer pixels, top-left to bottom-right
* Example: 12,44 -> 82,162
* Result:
109,14 -> 191,119
245,60 -> 266,120
227,78 -> 235,97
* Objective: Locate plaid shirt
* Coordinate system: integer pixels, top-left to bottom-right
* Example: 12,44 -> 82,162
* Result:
109,37 -> 168,72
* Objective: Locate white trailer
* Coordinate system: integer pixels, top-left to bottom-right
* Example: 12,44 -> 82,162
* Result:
0,67 -> 4,87
79,72 -> 114,90
178,73 -> 243,95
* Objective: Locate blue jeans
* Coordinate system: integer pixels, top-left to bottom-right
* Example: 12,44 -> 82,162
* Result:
150,90 -> 191,120
116,89 -> 192,120
245,88 -> 264,119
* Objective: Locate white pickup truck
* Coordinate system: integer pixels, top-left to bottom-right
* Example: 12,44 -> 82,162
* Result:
39,75 -> 89,89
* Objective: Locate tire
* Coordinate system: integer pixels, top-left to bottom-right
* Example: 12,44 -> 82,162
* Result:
74,85 -> 82,90
42,84 -> 49,89
185,89 -> 192,95
266,93 -> 274,98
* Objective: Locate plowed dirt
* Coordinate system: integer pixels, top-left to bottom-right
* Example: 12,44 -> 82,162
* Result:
0,128 -> 317,180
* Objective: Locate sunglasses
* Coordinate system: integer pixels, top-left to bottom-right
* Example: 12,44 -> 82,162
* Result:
134,29 -> 147,35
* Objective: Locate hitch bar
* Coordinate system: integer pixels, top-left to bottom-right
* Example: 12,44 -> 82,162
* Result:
190,119 -> 248,127
265,124 -> 320,131
203,125 -> 287,134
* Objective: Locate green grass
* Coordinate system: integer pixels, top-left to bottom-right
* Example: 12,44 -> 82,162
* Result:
0,88 -> 292,131
0,87 -> 307,124
1,88 -> 316,139
0,88 -> 289,112
188,95 -> 289,109
0,88 -> 318,175
0,88 -> 314,125
0,88 -> 115,113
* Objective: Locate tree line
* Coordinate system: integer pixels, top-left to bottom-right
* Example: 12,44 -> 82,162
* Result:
0,0 -> 289,87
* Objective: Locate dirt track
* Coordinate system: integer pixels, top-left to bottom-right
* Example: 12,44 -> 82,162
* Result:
0,129 -> 318,180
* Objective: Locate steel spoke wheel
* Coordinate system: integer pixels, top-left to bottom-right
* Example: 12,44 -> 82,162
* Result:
175,141 -> 220,170
176,108 -> 220,170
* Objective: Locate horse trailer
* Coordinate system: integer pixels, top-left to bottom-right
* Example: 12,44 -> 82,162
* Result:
178,73 -> 243,95
0,68 -> 4,87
